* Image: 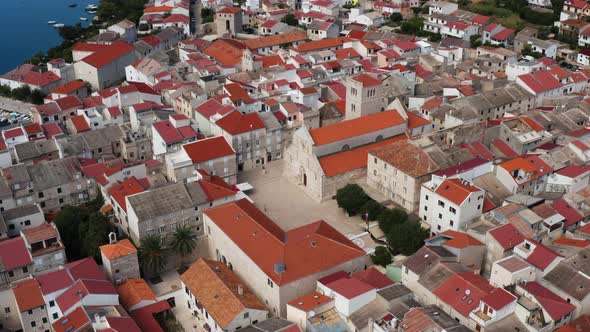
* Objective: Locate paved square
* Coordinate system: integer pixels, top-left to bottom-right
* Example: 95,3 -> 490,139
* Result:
238,160 -> 381,250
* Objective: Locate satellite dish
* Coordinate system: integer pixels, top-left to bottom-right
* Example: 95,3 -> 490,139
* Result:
465,289 -> 471,295
308,310 -> 316,317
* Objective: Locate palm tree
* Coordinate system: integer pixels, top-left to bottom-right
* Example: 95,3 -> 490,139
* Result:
169,224 -> 198,267
139,234 -> 167,276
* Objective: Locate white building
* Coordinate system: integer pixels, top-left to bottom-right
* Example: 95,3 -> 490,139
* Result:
419,178 -> 485,235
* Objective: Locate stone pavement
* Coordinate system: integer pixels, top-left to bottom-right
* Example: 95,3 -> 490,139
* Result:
0,96 -> 33,115
238,160 -> 381,252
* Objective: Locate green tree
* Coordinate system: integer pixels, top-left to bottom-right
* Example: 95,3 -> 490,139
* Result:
336,184 -> 370,216
389,12 -> 403,23
371,246 -> 393,267
0,85 -> 11,97
359,200 -> 384,222
30,89 -> 45,105
377,208 -> 408,234
470,34 -> 482,48
140,234 -> 168,275
169,224 -> 197,266
10,85 -> 32,102
202,8 -> 215,23
79,212 -> 115,262
399,16 -> 424,35
386,221 -> 429,255
281,13 -> 299,26
55,205 -> 90,260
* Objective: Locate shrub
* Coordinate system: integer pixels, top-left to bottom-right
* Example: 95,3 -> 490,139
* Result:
371,246 -> 393,267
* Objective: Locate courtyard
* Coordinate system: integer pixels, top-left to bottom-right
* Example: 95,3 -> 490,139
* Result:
238,160 -> 383,252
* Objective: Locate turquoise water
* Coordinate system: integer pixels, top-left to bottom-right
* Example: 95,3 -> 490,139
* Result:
0,0 -> 98,73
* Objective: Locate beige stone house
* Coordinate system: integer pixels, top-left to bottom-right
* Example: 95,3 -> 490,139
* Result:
204,199 -> 367,317
367,138 -> 449,212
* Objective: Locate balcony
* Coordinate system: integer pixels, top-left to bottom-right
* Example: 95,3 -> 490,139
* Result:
470,310 -> 491,327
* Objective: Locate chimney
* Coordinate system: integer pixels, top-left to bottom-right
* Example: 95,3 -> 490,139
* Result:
238,285 -> 244,296
108,232 -> 117,244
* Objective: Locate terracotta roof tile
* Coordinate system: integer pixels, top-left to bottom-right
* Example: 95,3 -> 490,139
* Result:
310,110 -> 405,146
117,278 -> 156,310
13,279 -> 45,312
100,239 -> 137,261
180,258 -> 266,328
204,199 -> 365,285
434,178 -> 481,206
183,136 -> 235,164
369,139 -> 439,178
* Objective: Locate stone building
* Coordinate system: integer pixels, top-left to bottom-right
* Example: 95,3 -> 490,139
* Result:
283,110 -> 407,201
100,236 -> 140,282
345,74 -> 385,120
216,7 -> 244,37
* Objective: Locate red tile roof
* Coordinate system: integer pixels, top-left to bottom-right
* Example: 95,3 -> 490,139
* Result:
129,300 -> 170,332
20,70 -> 61,87
433,272 -> 493,317
288,291 -> 332,311
491,28 -> 515,41
0,237 -> 32,270
82,41 -> 135,69
352,267 -> 394,289
70,115 -> 91,132
553,237 -> 590,248
56,279 -> 117,312
319,135 -> 405,176
440,230 -> 484,249
204,199 -> 365,285
481,288 -> 516,311
518,70 -> 563,94
51,79 -> 87,95
491,139 -> 519,158
525,241 -> 561,270
55,95 -> 82,110
36,269 -> 74,295
144,5 -> 173,12
520,281 -> 575,320
556,314 -> 590,332
215,110 -> 265,135
100,239 -> 137,261
153,120 -> 196,144
242,31 -> 307,50
13,279 -> 45,313
53,307 -> 91,332
183,136 -> 235,164
310,110 -> 405,146
294,37 -> 349,53
3,127 -> 25,139
351,74 -> 381,87
195,98 -> 235,119
41,123 -> 62,139
434,178 -> 481,206
23,123 -> 43,135
552,199 -> 584,227
407,112 -> 432,129
197,175 -> 237,201
489,223 -> 525,250
557,164 -> 590,178
499,155 -> 552,183
217,6 -> 242,14
324,276 -> 375,299
108,177 -> 147,212
64,257 -> 107,281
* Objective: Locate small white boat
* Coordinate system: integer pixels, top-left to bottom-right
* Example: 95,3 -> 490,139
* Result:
86,4 -> 98,9
88,10 -> 97,14
53,23 -> 65,28
80,17 -> 87,21
48,20 -> 56,24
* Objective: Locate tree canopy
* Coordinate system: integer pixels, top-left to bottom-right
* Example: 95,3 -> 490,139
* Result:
371,246 -> 393,267
386,220 -> 429,256
336,184 -> 370,216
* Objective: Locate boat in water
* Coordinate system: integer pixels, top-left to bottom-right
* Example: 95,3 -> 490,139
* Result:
80,17 -> 87,21
53,23 -> 65,28
48,20 -> 56,24
86,4 -> 98,10
88,10 -> 97,14
68,3 -> 77,7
